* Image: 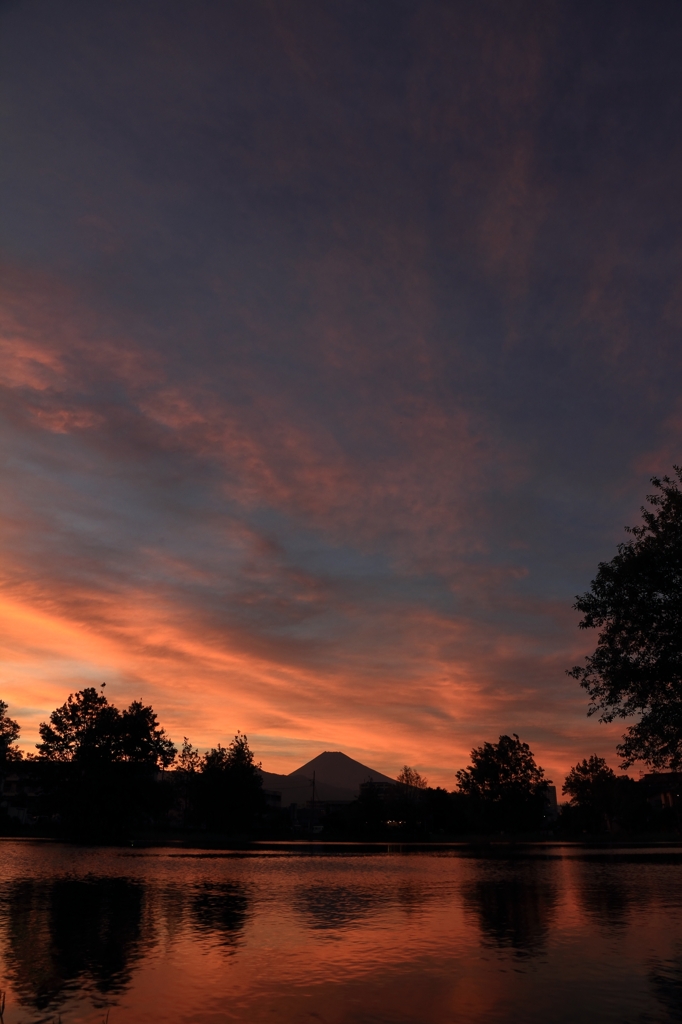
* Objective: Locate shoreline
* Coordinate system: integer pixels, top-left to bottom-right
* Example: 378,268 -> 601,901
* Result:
2,835 -> 682,857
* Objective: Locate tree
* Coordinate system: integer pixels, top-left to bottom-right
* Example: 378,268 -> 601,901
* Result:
562,755 -> 616,832
200,733 -> 264,833
569,469 -> 682,769
560,755 -> 649,835
0,701 -> 22,763
563,755 -> 616,808
119,701 -> 176,769
37,687 -> 120,763
202,742 -> 230,773
456,734 -> 551,831
175,737 -> 203,828
397,766 -> 428,789
35,688 -> 176,838
178,737 -> 202,773
36,688 -> 176,768
224,731 -> 261,775
202,732 -> 261,777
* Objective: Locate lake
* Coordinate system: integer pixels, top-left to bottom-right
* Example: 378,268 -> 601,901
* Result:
1,841 -> 682,1023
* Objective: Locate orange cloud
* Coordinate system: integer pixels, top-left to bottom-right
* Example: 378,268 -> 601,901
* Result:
0,262 -> 626,790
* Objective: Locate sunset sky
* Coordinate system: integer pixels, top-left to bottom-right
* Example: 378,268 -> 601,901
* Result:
2,0 -> 682,787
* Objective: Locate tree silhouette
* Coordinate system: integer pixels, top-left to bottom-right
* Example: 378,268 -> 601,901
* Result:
0,701 -> 22,763
202,732 -> 261,776
178,737 -> 202,772
397,766 -> 428,789
36,688 -> 175,768
562,755 -> 617,832
569,469 -> 682,768
200,733 -> 264,833
563,755 -> 616,806
33,689 -> 176,837
119,701 -> 176,768
456,734 -> 550,831
37,688 -> 119,764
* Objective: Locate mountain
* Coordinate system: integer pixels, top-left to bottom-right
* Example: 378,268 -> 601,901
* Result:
260,750 -> 396,805
290,751 -> 396,790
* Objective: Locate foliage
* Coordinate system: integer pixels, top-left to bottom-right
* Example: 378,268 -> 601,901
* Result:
397,765 -> 428,789
456,734 -> 551,831
30,688 -> 176,838
456,734 -> 549,800
119,701 -> 176,767
173,737 -> 203,830
562,755 -> 617,832
202,732 -> 261,776
569,470 -> 682,769
198,733 -> 264,833
36,688 -> 118,764
558,761 -> 649,836
177,736 -> 202,772
563,755 -> 616,807
0,701 -> 22,762
5,693 -> 268,838
36,688 -> 176,768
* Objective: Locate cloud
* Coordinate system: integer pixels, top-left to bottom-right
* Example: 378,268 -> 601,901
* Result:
2,0 -> 682,788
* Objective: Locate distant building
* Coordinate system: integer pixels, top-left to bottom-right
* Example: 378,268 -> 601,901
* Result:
640,773 -> 682,809
543,785 -> 558,821
359,779 -> 397,800
0,768 -> 42,825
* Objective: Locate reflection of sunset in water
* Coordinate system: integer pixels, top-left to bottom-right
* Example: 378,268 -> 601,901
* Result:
1,844 -> 682,1022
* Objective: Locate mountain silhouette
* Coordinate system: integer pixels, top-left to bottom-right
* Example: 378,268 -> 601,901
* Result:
260,751 -> 395,805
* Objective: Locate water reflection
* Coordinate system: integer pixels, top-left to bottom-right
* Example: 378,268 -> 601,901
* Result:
650,956 -> 682,1022
0,873 -> 252,1015
190,882 -> 249,947
0,878 -> 145,1011
0,847 -> 680,1024
573,862 -> 638,930
461,863 -> 559,954
295,884 -> 390,930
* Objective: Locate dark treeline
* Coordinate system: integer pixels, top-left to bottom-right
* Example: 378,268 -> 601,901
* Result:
350,738 -> 676,840
0,688 -> 265,841
0,691 -> 676,841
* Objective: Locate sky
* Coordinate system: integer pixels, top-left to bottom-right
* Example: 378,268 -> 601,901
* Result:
2,0 -> 682,788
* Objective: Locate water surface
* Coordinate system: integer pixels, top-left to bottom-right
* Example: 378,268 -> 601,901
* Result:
1,842 -> 681,1023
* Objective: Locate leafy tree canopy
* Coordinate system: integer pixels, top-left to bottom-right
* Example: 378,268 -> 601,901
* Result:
562,755 -> 616,808
199,733 -> 263,831
37,688 -> 118,763
0,700 -> 22,763
456,734 -> 549,802
202,732 -> 261,777
569,469 -> 682,769
37,687 -> 176,768
119,700 -> 176,768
